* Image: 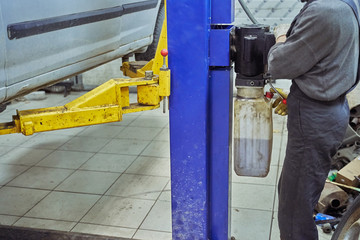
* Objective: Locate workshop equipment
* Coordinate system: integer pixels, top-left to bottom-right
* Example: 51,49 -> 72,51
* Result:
0,0 -> 281,238
0,1 -> 170,136
167,0 -> 233,238
0,75 -> 167,136
316,182 -> 349,213
233,24 -> 275,177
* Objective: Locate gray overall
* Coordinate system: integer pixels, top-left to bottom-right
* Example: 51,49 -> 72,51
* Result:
277,83 -> 349,240
267,0 -> 360,238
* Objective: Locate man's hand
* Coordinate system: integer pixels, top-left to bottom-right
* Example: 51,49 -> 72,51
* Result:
270,88 -> 288,116
274,24 -> 291,43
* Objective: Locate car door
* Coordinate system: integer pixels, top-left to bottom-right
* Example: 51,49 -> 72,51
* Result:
0,5 -> 6,103
1,0 -> 159,102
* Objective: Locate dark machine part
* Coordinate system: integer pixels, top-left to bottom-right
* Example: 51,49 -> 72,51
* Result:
331,140 -> 360,170
331,105 -> 360,170
233,24 -> 275,87
316,182 -> 349,214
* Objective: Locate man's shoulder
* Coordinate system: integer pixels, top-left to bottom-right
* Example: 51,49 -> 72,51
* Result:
303,0 -> 355,24
307,0 -> 354,14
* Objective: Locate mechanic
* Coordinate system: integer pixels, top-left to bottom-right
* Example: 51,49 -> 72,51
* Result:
267,0 -> 360,239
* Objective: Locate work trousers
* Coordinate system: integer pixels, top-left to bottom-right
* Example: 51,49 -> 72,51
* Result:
278,83 -> 349,240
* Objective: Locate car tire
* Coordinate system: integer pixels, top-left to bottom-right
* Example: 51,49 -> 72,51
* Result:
135,1 -> 165,61
332,195 -> 360,240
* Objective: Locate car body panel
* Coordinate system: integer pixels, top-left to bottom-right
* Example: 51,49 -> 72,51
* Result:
0,5 -> 6,102
1,0 -> 159,102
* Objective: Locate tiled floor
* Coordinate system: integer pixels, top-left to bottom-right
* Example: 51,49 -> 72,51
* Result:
0,89 -> 333,240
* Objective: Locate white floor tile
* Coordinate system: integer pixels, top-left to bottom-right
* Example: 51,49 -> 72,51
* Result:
130,116 -> 168,128
80,153 -> 136,173
279,144 -> 287,166
0,148 -> 52,166
141,104 -> 169,117
140,200 -> 172,232
232,183 -> 276,211
107,116 -> 138,126
14,217 -> 76,232
72,223 -> 136,238
0,187 -> 49,215
25,191 -> 100,221
133,229 -> 172,240
20,133 -> 72,149
55,170 -> 119,194
81,196 -> 154,228
60,136 -> 110,152
141,141 -> 170,158
273,132 -> 283,150
270,212 -> 280,240
126,156 -> 170,177
231,208 -> 272,240
0,215 -> 19,225
78,125 -> 125,138
158,190 -> 171,202
116,126 -> 162,141
106,174 -> 168,200
271,148 -> 281,166
154,128 -> 169,141
0,164 -> 29,185
45,126 -> 87,136
164,181 -> 171,190
0,133 -> 33,147
100,139 -> 150,155
7,167 -> 74,190
36,150 -> 94,169
274,191 -> 279,214
0,145 -> 15,156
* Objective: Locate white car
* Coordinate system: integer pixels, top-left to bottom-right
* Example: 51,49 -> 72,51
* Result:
0,0 -> 163,105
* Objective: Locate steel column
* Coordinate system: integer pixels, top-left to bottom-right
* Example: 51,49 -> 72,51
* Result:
209,69 -> 233,240
168,1 -> 211,239
168,0 -> 233,239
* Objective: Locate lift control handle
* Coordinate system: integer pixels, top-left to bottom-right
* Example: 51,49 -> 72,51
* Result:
161,49 -> 169,69
159,49 -> 170,113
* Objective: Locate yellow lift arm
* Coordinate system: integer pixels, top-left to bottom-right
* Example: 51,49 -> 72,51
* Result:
0,2 -> 170,136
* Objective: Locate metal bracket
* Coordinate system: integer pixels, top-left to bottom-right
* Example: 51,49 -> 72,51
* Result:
0,76 -> 163,136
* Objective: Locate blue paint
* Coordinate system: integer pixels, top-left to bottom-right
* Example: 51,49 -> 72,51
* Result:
209,69 -> 233,240
168,0 -> 233,239
212,0 -> 234,24
168,0 -> 211,239
210,26 -> 233,67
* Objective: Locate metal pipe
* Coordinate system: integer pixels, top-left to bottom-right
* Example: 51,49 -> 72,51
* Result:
351,117 -> 359,128
268,81 -> 286,100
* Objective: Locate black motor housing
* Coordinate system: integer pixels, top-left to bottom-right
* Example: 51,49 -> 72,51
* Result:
233,24 -> 275,87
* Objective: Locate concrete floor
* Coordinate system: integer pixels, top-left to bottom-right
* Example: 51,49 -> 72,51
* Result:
0,88 -> 333,240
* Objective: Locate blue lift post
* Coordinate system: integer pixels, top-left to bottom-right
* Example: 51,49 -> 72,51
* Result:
168,0 -> 234,239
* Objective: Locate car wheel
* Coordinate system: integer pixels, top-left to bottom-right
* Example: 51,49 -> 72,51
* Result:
332,195 -> 360,240
135,1 -> 165,61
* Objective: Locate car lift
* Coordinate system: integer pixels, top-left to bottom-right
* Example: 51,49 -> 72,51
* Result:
0,10 -> 169,136
0,0 -> 234,239
167,0 -> 233,239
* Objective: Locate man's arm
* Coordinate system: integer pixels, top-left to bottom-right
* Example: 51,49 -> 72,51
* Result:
268,3 -> 335,80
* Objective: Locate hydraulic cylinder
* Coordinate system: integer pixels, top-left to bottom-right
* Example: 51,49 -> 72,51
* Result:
233,24 -> 275,177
